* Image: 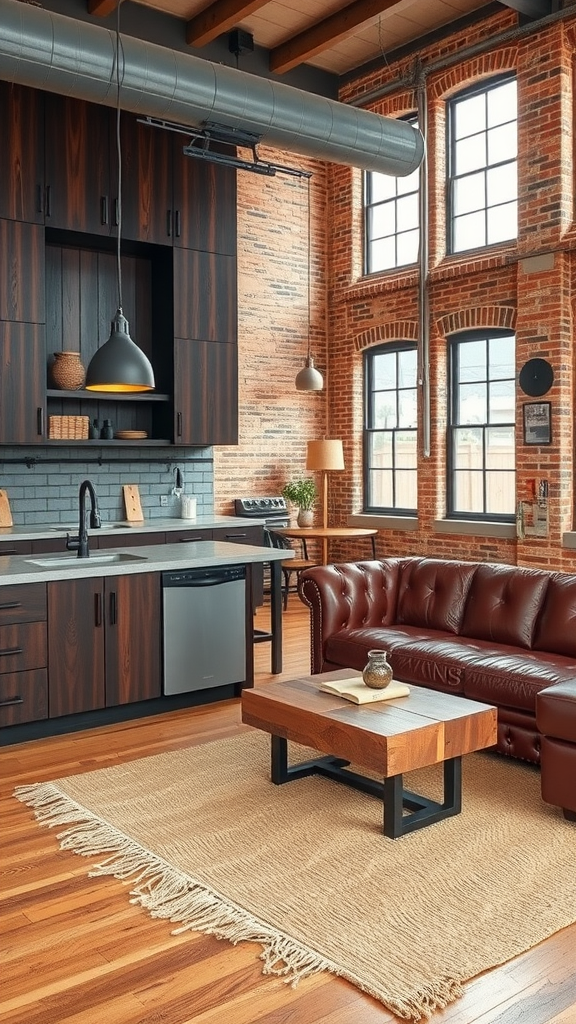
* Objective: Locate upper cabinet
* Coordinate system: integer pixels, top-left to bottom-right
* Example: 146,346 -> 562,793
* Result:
173,146 -> 237,256
44,95 -> 117,236
0,83 -> 44,225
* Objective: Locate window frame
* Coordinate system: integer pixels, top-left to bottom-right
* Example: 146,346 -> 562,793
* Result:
363,114 -> 420,276
447,329 -> 516,523
447,73 -> 517,256
363,341 -> 418,515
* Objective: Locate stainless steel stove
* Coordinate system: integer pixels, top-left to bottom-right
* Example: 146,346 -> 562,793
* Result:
234,496 -> 290,529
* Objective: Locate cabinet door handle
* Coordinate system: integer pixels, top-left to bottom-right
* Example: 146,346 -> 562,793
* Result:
109,591 -> 117,626
174,209 -> 181,237
177,411 -> 182,438
167,210 -> 172,237
0,601 -> 21,610
37,184 -> 44,214
0,646 -> 23,657
0,550 -> 20,556
101,195 -> 109,225
225,532 -> 246,539
37,407 -> 44,437
94,592 -> 102,627
179,536 -> 203,542
114,198 -> 119,227
45,184 -> 51,218
0,696 -> 24,708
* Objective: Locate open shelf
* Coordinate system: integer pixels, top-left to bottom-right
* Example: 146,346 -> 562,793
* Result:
46,390 -> 170,402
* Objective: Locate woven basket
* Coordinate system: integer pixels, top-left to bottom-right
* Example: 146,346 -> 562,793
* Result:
48,415 -> 90,440
50,352 -> 86,390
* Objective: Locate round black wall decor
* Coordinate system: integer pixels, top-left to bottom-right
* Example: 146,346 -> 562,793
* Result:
518,358 -> 554,397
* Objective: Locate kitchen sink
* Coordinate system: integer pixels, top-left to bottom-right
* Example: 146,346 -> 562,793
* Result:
48,523 -> 122,530
26,552 -> 148,568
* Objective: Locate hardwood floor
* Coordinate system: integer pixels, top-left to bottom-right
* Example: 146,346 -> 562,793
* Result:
1,601 -> 575,1024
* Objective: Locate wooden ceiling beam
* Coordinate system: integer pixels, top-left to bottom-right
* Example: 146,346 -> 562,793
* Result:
186,0 -> 269,47
87,0 -> 119,15
269,0 -> 408,74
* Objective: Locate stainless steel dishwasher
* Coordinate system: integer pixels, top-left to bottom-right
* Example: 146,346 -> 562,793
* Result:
162,565 -> 246,694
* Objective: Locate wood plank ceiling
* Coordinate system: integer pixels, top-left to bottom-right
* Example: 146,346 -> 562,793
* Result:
88,0 -> 556,77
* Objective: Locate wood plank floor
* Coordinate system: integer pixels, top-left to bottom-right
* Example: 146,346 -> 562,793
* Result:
1,601 -> 575,1024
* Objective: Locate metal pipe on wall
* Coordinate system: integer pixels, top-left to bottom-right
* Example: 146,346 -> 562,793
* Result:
0,0 -> 424,177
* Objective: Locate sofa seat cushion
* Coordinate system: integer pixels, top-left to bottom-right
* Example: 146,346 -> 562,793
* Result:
324,626 -> 453,674
387,637 -> 510,693
464,652 -> 575,713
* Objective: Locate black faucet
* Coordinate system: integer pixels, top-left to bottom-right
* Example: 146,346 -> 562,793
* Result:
66,479 -> 101,558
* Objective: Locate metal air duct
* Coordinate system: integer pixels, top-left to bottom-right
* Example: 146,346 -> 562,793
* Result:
0,0 -> 423,176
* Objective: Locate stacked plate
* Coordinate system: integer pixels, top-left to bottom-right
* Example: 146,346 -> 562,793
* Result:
114,430 -> 148,440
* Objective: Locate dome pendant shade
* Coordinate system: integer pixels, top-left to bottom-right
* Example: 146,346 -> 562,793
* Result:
295,356 -> 323,391
85,309 -> 155,393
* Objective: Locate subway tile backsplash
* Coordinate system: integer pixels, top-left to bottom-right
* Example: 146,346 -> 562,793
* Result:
0,446 -> 214,525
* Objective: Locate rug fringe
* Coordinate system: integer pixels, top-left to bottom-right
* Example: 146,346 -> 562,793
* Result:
13,781 -> 464,1021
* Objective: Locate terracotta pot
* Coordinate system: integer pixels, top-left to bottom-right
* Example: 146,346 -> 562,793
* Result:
50,351 -> 86,390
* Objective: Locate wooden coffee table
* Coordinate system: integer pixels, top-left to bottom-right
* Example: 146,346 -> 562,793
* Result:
241,669 -> 498,839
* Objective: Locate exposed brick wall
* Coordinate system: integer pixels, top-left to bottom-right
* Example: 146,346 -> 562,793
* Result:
215,10 -> 576,572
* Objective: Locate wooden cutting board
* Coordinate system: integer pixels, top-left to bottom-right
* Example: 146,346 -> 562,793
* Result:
0,489 -> 13,528
123,484 -> 144,522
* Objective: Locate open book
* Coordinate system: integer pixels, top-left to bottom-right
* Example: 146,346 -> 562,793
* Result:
319,676 -> 410,704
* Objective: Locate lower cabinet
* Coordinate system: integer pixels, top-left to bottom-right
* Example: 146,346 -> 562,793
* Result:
0,582 -> 47,726
48,572 -> 161,717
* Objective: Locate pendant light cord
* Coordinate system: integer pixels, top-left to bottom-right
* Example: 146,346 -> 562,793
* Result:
306,174 -> 311,362
115,1 -> 124,313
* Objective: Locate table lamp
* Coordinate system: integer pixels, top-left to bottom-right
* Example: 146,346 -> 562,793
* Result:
306,439 -> 345,530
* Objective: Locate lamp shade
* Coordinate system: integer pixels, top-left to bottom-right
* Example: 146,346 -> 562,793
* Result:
295,356 -> 323,391
85,309 -> 155,393
306,438 -> 345,471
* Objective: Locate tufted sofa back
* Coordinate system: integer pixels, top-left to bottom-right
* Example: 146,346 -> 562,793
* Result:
395,558 -> 478,634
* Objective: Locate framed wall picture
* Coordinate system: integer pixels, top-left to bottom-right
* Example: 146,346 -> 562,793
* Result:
523,401 -> 552,445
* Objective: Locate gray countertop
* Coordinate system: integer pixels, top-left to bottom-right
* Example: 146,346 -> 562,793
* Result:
0,539 -> 289,586
0,515 -> 265,542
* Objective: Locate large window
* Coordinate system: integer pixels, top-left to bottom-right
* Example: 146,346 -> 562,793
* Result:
448,331 -> 515,520
364,344 -> 418,513
448,76 -> 517,254
364,117 -> 419,274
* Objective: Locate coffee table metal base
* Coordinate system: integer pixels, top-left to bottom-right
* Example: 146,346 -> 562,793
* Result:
271,735 -> 462,839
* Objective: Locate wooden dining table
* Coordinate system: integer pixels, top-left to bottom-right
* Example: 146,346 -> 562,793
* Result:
270,525 -> 378,566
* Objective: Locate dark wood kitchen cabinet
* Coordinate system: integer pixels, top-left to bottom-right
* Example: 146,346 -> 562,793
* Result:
0,323 -> 46,443
48,572 -> 161,717
0,583 -> 48,727
0,82 -> 44,225
173,150 -> 237,255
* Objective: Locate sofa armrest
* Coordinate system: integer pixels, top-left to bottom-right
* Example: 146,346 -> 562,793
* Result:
298,560 -> 400,674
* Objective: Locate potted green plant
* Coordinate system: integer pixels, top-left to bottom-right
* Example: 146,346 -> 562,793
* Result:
282,478 -> 317,527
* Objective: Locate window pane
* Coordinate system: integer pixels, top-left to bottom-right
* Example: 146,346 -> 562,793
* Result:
487,163 -> 517,206
396,470 -> 418,508
373,352 -> 396,389
454,134 -> 486,175
487,80 -> 517,128
489,335 -> 515,378
487,201 -> 517,244
458,340 -> 486,383
369,468 -> 393,507
395,430 -> 417,467
374,393 -> 397,428
457,382 -> 487,424
488,383 -> 515,424
396,193 -> 419,232
369,431 -> 393,465
398,391 -> 417,428
487,123 -> 517,164
398,348 -> 417,386
454,470 -> 484,513
370,202 -> 395,239
454,171 -> 485,216
453,427 -> 483,469
369,236 -> 396,272
453,210 -> 486,251
369,173 -> 396,202
396,229 -> 419,266
397,166 -> 420,196
486,426 -> 514,466
486,471 -> 515,515
454,94 -> 486,139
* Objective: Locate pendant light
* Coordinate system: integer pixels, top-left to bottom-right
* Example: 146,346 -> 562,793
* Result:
295,175 -> 323,392
85,2 -> 155,393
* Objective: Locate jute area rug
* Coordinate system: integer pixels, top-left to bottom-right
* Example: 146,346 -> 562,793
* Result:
15,731 -> 576,1022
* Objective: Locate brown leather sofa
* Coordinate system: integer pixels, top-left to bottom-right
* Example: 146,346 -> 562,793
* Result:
299,557 -> 576,820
